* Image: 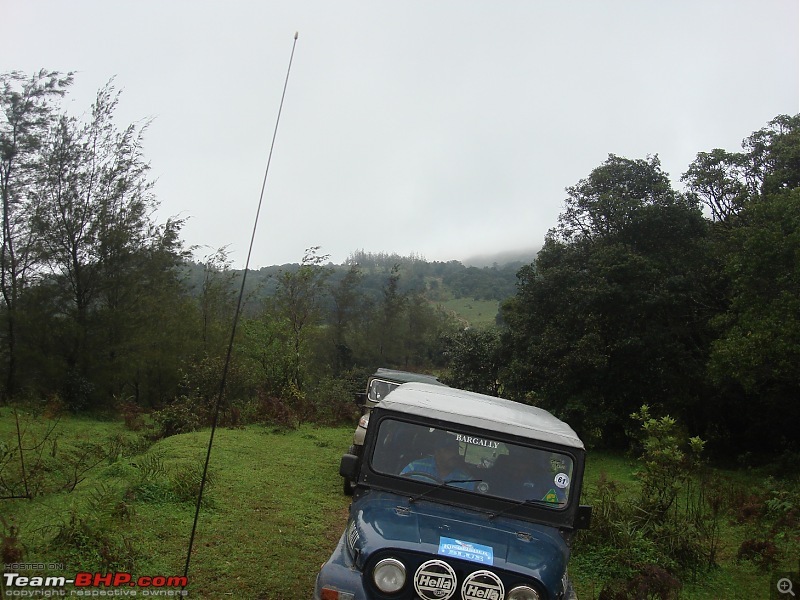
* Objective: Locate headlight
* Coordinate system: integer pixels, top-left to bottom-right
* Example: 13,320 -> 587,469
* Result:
508,585 -> 540,600
372,558 -> 406,593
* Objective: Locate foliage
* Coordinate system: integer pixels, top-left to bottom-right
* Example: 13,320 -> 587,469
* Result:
0,70 -> 74,400
0,409 -> 148,499
1,418 -> 353,597
575,408 -> 721,597
271,246 -> 332,389
303,374 -> 361,426
500,155 -> 713,446
441,327 -> 502,395
0,71 -> 190,410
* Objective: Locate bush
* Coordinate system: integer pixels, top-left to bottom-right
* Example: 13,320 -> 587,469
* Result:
575,406 -> 720,592
151,395 -> 207,437
305,375 -> 360,426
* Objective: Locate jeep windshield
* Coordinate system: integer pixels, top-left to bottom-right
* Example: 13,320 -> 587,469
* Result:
369,418 -> 574,507
367,378 -> 401,402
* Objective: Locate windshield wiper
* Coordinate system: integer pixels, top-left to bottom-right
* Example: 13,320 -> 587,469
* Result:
488,497 -> 556,520
408,479 -> 483,504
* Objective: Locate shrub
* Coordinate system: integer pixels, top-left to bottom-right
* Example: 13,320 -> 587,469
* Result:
576,406 -> 720,592
170,460 -> 214,503
736,538 -> 778,569
305,375 -> 360,426
51,510 -> 141,572
151,395 -> 206,437
1,516 -> 23,563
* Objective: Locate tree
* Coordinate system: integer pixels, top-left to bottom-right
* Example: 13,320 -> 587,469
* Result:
502,155 -> 713,445
0,70 -> 72,400
328,263 -> 364,370
378,264 -> 407,365
272,247 -> 331,389
198,248 -> 237,354
83,217 -> 192,406
743,114 -> 800,197
30,80 -> 183,407
706,189 -> 800,450
555,154 -> 676,242
680,114 -> 800,453
683,115 -> 800,225
681,149 -> 750,223
442,327 -> 502,396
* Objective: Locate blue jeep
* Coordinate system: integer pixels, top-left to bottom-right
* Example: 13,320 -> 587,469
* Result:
316,382 -> 591,600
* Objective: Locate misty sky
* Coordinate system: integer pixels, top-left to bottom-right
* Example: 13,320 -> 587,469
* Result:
3,1 -> 798,267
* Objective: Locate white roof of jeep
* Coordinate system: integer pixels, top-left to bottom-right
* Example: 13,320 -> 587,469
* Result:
378,382 -> 585,450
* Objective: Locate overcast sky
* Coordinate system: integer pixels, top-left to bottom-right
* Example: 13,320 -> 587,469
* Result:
4,1 -> 798,267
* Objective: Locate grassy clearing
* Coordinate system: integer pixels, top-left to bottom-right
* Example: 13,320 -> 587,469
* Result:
1,410 -> 351,598
436,297 -> 500,328
2,412 -> 798,599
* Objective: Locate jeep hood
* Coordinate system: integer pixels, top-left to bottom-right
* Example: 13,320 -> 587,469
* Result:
348,491 -> 569,587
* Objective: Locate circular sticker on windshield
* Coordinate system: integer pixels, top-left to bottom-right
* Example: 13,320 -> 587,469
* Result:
554,473 -> 570,488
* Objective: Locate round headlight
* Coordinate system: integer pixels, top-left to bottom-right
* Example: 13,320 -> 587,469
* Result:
372,558 -> 406,594
508,585 -> 541,600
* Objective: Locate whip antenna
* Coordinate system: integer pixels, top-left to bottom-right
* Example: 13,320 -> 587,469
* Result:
183,31 -> 300,583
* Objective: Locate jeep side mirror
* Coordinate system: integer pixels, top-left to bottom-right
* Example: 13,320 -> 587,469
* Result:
353,392 -> 367,408
575,505 -> 592,530
339,454 -> 360,479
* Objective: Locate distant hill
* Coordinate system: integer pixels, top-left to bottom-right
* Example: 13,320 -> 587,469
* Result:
462,246 -> 540,267
181,251 -> 528,326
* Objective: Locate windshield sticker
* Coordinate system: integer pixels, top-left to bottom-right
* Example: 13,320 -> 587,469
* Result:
542,489 -> 560,503
454,433 -> 499,449
438,537 -> 494,565
554,473 -> 570,488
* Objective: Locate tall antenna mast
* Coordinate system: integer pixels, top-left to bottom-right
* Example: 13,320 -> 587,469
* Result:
182,31 -> 300,584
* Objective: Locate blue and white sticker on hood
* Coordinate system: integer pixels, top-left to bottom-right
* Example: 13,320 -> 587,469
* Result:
438,537 -> 494,565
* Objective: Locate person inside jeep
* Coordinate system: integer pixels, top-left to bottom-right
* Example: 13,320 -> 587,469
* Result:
490,447 -> 567,504
399,431 -> 475,489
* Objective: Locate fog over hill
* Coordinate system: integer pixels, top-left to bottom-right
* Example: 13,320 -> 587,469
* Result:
461,246 -> 541,268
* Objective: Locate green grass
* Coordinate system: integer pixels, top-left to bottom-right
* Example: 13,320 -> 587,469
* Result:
1,410 -> 352,598
436,297 -> 500,328
2,411 -> 798,599
572,450 -> 800,599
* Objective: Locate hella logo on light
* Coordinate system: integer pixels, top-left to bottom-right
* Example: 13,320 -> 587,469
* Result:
461,570 -> 504,600
414,559 -> 457,600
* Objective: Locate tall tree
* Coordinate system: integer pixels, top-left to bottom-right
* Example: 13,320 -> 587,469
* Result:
0,70 -> 72,400
329,263 -> 364,371
198,248 -> 237,354
31,80 -> 174,407
681,149 -> 750,224
442,327 -> 502,396
273,247 -> 331,389
683,115 -> 800,225
502,155 -> 713,445
378,264 -> 407,365
555,154 -> 676,241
